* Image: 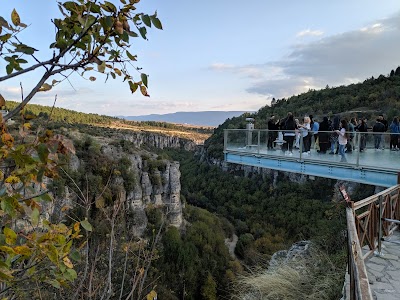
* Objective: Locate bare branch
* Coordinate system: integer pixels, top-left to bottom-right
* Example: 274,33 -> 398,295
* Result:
3,66 -> 55,121
18,189 -> 49,203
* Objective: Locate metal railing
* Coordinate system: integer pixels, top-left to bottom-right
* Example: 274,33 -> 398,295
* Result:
224,129 -> 400,171
345,184 -> 400,300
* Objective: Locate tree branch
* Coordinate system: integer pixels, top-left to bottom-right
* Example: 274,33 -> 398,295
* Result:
3,65 -> 55,121
0,59 -> 54,82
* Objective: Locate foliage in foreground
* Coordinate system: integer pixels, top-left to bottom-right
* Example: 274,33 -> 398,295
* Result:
0,114 -> 87,297
1,0 -> 163,121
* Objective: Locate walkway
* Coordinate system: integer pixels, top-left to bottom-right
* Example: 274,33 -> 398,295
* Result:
364,231 -> 400,300
224,130 -> 400,187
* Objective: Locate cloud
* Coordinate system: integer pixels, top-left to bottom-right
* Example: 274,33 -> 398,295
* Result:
211,11 -> 400,101
209,63 -> 235,70
296,29 -> 324,37
123,100 -> 200,115
209,63 -> 265,79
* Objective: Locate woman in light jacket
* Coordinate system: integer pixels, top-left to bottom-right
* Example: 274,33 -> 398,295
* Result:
335,119 -> 348,162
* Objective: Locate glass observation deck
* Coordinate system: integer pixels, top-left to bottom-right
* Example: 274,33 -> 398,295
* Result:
223,129 -> 400,187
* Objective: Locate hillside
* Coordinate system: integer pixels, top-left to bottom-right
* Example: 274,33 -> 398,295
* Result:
4,101 -> 213,144
124,110 -> 251,127
204,67 -> 400,159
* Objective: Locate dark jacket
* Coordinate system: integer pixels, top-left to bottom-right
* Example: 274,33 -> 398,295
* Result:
373,121 -> 385,133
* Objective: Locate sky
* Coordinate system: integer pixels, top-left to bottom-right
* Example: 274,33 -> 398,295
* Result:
1,0 -> 400,116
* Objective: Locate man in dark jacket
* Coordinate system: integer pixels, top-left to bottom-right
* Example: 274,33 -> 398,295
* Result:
373,118 -> 385,150
379,115 -> 388,131
267,115 -> 279,149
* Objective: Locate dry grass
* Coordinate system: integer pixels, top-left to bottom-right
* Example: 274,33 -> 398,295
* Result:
233,246 -> 344,300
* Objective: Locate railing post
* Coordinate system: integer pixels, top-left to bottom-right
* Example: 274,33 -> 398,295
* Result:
375,195 -> 384,257
257,130 -> 260,155
355,132 -> 360,168
299,132 -> 303,161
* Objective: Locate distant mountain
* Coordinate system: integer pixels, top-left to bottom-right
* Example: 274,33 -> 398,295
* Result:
123,111 -> 251,127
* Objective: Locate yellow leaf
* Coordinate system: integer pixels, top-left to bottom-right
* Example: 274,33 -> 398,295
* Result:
114,68 -> 122,76
11,9 -> 20,26
73,222 -> 80,232
61,205 -> 72,212
140,85 -> 149,97
38,83 -> 52,92
0,245 -> 16,254
4,228 -> 17,245
14,245 -> 32,256
0,93 -> 6,107
89,76 -> 96,81
63,256 -> 74,269
95,197 -> 105,208
97,62 -> 106,73
1,133 -> 14,147
146,290 -> 157,300
5,175 -> 20,184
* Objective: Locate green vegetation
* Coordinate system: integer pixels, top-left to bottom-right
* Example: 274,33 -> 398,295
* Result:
154,206 -> 236,299
160,149 -> 347,298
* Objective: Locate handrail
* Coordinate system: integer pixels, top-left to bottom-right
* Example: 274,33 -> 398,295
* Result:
353,184 -> 400,209
224,129 -> 400,173
346,207 -> 373,300
346,184 -> 400,299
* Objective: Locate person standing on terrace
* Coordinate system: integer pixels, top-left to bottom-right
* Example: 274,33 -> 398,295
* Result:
318,116 -> 331,153
389,116 -> 400,151
330,115 -> 340,154
299,116 -> 312,155
373,118 -> 385,150
283,114 -> 297,155
335,119 -> 348,162
267,115 -> 279,150
356,118 -> 368,152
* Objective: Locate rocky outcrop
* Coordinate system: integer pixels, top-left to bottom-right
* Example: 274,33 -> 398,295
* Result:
125,158 -> 183,235
269,240 -> 312,271
51,144 -> 184,237
119,131 -> 197,151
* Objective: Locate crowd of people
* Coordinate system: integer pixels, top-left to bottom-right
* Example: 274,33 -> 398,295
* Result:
266,113 -> 400,163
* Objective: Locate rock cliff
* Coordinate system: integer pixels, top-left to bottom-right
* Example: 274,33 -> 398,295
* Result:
50,142 -> 184,237
119,130 -> 197,151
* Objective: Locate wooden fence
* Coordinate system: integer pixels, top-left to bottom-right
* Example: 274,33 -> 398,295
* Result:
346,184 -> 400,300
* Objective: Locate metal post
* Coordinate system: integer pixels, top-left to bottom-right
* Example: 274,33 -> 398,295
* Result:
355,132 -> 360,168
299,133 -> 303,161
257,130 -> 260,155
376,195 -> 384,257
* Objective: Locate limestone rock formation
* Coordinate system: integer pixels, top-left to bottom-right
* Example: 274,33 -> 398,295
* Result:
269,240 -> 312,271
119,131 -> 197,151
